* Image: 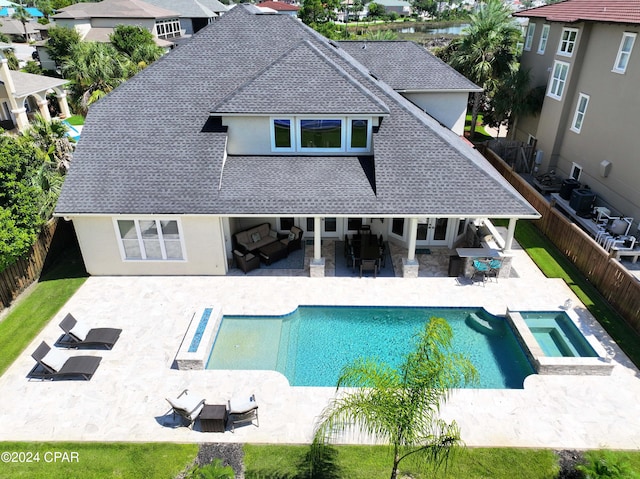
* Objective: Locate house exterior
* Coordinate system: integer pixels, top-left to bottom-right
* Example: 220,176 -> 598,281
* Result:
256,1 -> 300,17
514,0 -> 640,227
54,5 -> 539,277
0,45 -> 70,132
142,0 -> 228,35
370,0 -> 412,17
37,0 -> 181,70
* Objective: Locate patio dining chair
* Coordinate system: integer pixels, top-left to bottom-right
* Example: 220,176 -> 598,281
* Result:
360,259 -> 377,278
487,259 -> 502,282
472,259 -> 490,286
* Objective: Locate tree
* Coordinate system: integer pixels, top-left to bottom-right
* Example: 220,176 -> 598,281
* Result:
314,317 -> 478,479
110,25 -> 165,69
412,0 -> 437,18
299,0 -> 341,25
63,41 -> 134,115
367,2 -> 386,18
46,25 -> 81,67
443,0 -> 522,139
12,6 -> 32,42
0,134 -> 45,270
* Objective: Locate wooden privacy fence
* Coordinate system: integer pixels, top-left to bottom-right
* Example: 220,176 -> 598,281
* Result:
480,146 -> 640,331
0,218 -> 59,310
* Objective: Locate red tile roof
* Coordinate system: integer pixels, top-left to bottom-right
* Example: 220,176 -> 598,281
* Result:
257,1 -> 299,11
514,0 -> 640,24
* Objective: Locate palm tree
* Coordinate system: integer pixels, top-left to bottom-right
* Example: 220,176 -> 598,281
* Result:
62,42 -> 134,115
445,0 -> 522,140
11,6 -> 32,42
314,317 -> 478,479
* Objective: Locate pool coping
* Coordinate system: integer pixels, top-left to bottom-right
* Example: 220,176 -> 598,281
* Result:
506,309 -> 614,376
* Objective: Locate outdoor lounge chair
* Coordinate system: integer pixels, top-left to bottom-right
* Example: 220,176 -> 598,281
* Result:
29,341 -> 102,380
166,389 -> 205,428
58,313 -> 121,349
228,393 -> 259,432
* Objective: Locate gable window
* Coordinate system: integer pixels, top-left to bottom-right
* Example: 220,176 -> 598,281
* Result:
270,116 -> 372,153
570,163 -> 582,181
300,119 -> 342,149
524,23 -> 535,51
558,28 -> 578,56
570,93 -> 589,133
613,32 -> 636,74
538,24 -> 550,54
548,61 -> 569,100
273,119 -> 293,150
116,219 -> 184,261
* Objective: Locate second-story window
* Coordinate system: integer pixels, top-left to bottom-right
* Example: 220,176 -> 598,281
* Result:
270,116 -> 372,153
570,93 -> 589,133
300,119 -> 342,149
558,28 -> 578,56
548,61 -> 569,100
524,23 -> 535,51
613,32 -> 636,74
538,24 -> 550,54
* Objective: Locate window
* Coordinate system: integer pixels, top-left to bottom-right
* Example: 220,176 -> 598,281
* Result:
347,218 -> 363,231
300,119 -> 342,149
538,24 -> 550,54
570,163 -> 582,181
558,28 -> 578,56
270,116 -> 372,153
279,217 -> 294,231
524,23 -> 535,51
571,93 -> 589,133
116,219 -> 184,261
273,119 -> 293,150
613,32 -> 636,74
155,19 -> 181,39
548,61 -> 569,99
391,218 -> 404,236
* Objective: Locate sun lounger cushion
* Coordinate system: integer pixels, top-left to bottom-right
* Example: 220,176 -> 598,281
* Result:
229,395 -> 257,414
41,348 -> 68,372
167,395 -> 204,415
69,322 -> 91,341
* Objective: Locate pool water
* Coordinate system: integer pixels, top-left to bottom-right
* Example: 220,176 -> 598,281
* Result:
206,306 -> 535,388
521,312 -> 598,358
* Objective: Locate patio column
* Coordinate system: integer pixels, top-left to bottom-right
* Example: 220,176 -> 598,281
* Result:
402,217 -> 419,278
56,92 -> 71,119
11,106 -> 29,133
37,99 -> 51,122
309,216 -> 325,277
504,218 -> 517,252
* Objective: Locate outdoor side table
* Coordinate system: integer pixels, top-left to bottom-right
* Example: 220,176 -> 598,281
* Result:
199,404 -> 227,433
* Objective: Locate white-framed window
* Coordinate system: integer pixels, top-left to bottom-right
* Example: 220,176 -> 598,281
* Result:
115,219 -> 185,261
155,18 -> 181,39
570,163 -> 582,181
270,116 -> 372,153
613,32 -> 636,74
548,61 -> 569,99
570,93 -> 589,133
524,23 -> 535,51
557,28 -> 579,56
538,24 -> 550,54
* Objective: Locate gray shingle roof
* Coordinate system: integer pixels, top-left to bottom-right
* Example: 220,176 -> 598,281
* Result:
337,40 -> 482,92
56,6 -> 537,218
9,71 -> 68,97
213,40 -> 390,115
142,0 -> 227,17
53,0 -> 179,20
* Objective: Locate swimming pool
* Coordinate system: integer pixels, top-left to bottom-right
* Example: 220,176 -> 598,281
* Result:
206,306 -> 535,389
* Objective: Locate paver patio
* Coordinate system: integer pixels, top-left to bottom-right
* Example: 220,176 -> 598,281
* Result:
1,244 -> 639,449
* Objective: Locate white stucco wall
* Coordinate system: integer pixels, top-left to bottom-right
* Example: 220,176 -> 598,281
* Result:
71,215 -> 228,275
401,91 -> 469,135
223,117 -> 272,155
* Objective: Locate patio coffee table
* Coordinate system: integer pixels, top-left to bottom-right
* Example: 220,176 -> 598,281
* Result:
199,404 -> 227,433
258,241 -> 288,265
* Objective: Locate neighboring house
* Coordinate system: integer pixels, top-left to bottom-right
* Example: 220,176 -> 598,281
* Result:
369,0 -> 412,17
36,0 -> 181,70
0,18 -> 39,42
514,0 -> 640,227
256,1 -> 299,17
0,45 -> 70,132
143,0 -> 228,35
54,6 -> 539,277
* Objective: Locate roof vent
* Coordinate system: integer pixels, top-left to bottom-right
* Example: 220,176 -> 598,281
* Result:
369,71 -> 379,80
329,41 -> 339,49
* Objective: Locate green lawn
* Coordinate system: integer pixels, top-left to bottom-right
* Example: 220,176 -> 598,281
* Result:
465,114 -> 494,142
64,115 -> 85,126
0,442 -> 197,479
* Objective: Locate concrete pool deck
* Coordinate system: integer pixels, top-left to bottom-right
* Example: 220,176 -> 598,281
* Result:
1,245 -> 640,449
